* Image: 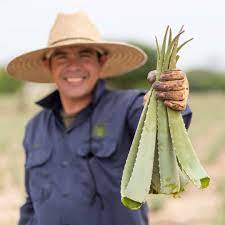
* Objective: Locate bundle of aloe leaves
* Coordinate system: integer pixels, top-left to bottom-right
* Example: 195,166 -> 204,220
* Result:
121,26 -> 210,210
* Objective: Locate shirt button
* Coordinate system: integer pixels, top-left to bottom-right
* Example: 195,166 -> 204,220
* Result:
61,160 -> 69,168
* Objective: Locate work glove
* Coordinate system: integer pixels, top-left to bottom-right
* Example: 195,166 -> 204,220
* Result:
144,69 -> 189,111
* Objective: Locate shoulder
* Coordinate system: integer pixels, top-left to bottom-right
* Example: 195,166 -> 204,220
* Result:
23,109 -> 52,150
103,88 -> 147,108
26,109 -> 51,131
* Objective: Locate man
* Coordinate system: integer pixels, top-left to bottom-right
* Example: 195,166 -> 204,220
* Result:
7,11 -> 192,225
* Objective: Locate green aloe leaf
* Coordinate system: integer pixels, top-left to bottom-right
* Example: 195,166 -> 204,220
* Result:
157,102 -> 180,193
167,108 -> 210,188
121,26 -> 210,211
149,137 -> 160,194
159,25 -> 169,77
121,89 -> 153,197
164,30 -> 184,70
122,90 -> 157,208
177,38 -> 194,53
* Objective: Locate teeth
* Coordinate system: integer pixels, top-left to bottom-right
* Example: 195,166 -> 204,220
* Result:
67,78 -> 84,82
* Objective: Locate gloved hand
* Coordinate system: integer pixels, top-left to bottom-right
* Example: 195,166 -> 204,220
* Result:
143,69 -> 189,111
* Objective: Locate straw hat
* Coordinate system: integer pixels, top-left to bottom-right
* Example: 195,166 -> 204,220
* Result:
6,11 -> 147,83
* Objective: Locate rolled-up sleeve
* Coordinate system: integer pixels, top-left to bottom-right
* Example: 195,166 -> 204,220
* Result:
127,91 -> 192,136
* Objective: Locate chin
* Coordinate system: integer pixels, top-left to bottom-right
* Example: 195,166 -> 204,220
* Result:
58,81 -> 94,100
66,91 -> 90,99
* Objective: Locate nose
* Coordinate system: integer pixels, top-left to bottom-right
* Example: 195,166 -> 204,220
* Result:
67,56 -> 81,67
65,57 -> 85,72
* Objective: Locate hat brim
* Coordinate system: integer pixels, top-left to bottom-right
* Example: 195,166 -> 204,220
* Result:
6,41 -> 148,83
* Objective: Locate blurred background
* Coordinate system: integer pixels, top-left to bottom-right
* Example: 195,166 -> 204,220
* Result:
0,1 -> 225,225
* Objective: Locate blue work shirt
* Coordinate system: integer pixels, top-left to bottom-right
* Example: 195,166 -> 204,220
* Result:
19,79 -> 192,225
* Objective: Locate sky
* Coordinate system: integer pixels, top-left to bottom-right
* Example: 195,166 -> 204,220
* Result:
1,0 -> 225,71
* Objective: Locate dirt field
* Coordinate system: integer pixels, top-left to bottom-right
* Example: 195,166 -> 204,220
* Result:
0,92 -> 224,225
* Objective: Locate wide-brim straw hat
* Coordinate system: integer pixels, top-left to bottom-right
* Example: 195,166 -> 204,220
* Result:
6,11 -> 148,83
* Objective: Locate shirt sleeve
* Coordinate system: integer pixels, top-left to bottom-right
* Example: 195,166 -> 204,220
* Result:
18,175 -> 36,225
127,91 -> 193,137
18,129 -> 36,225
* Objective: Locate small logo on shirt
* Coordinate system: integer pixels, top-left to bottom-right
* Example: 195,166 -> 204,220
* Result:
92,123 -> 106,138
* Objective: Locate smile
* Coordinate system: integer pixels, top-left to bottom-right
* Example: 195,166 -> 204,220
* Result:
66,77 -> 85,83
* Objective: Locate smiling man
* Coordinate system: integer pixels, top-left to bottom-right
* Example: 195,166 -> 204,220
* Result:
7,11 -> 192,225
44,46 -> 107,116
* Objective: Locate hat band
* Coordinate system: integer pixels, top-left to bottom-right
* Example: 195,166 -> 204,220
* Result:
49,37 -> 95,46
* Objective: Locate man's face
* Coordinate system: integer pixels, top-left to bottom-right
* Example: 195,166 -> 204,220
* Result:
47,46 -> 105,100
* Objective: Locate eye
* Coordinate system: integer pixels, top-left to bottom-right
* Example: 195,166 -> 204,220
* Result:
55,54 -> 67,60
51,53 -> 68,62
80,53 -> 92,58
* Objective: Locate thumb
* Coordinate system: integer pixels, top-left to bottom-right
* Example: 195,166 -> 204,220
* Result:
147,70 -> 157,85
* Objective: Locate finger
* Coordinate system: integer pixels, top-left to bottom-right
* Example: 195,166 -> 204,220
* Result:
184,75 -> 189,90
147,70 -> 157,84
160,69 -> 186,81
164,100 -> 186,111
153,79 -> 185,92
156,90 -> 185,101
143,91 -> 151,105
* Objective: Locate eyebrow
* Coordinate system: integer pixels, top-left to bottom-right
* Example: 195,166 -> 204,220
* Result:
51,48 -> 97,58
78,48 -> 96,55
51,50 -> 68,58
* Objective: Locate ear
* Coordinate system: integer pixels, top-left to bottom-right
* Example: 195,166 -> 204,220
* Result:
99,54 -> 108,67
42,57 -> 51,71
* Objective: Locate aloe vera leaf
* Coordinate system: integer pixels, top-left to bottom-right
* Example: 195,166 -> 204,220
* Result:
149,134 -> 160,194
173,161 -> 190,195
168,28 -> 172,45
178,168 -> 189,192
177,38 -> 194,53
169,32 -> 181,69
163,31 -> 185,70
155,36 -> 160,56
154,27 -> 181,194
177,160 -> 190,190
121,197 -> 142,210
155,36 -> 161,70
159,26 -> 169,78
162,27 -> 172,71
179,25 -> 184,33
121,88 -> 153,198
121,88 -> 153,208
176,55 -> 180,63
166,29 -> 210,189
157,100 -> 180,193
167,108 -> 210,188
122,90 -> 157,206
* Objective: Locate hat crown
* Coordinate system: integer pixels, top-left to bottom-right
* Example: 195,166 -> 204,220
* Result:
48,11 -> 101,46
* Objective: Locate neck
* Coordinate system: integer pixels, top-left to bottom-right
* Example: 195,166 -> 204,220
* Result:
59,93 -> 92,115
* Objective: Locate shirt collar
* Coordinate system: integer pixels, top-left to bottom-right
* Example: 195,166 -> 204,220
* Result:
35,79 -> 106,110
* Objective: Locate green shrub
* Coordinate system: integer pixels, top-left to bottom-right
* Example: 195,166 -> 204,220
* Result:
0,69 -> 24,94
106,41 -> 157,89
187,70 -> 225,92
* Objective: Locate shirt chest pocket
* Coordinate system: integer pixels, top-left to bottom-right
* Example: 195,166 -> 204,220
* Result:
91,137 -> 118,158
25,145 -> 53,202
76,137 -> 117,158
91,121 -> 120,158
